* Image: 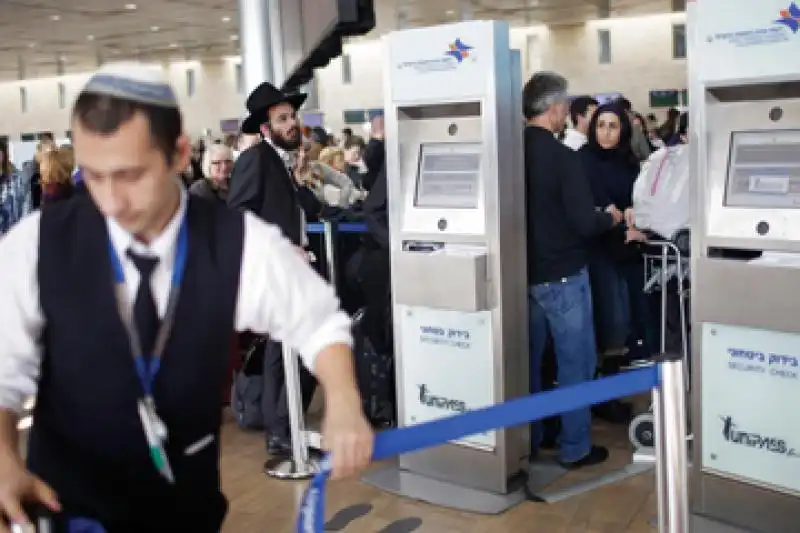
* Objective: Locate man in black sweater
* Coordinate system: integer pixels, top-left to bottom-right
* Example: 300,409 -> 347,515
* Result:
523,72 -> 622,469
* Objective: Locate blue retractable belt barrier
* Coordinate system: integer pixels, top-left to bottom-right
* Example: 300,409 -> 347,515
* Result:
306,222 -> 367,234
297,366 -> 660,532
68,517 -> 107,533
337,222 -> 367,233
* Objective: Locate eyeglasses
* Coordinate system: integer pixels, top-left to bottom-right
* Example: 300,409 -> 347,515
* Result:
211,160 -> 233,165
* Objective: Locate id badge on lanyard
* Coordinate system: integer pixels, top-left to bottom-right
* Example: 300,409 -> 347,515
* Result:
138,398 -> 174,483
108,218 -> 189,484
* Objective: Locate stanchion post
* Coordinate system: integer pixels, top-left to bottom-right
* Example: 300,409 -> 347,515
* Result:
660,245 -> 669,354
282,343 -> 310,472
654,354 -> 690,533
323,220 -> 337,284
652,384 -> 668,533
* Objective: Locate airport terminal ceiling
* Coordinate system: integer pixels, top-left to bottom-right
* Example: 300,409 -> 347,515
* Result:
0,0 -> 677,81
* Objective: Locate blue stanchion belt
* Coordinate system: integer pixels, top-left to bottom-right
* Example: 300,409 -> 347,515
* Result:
297,366 -> 660,532
306,222 -> 367,234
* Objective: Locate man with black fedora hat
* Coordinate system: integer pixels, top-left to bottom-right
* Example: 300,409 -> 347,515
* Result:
228,81 -> 324,456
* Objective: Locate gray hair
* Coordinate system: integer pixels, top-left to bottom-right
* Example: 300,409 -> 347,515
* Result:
202,143 -> 234,177
522,71 -> 569,119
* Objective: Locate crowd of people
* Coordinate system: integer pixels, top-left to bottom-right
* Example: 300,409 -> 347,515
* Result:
0,59 -> 694,529
0,135 -> 80,234
525,72 -> 690,467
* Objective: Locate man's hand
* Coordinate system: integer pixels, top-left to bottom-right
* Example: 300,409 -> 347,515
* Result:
0,457 -> 60,531
625,228 -> 648,243
321,392 -> 374,480
605,204 -> 624,225
624,207 -> 636,228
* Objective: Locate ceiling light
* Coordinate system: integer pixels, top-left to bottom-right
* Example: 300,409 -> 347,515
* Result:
230,34 -> 239,41
446,9 -> 455,15
50,14 -> 61,21
87,35 -> 95,41
151,26 -> 159,31
222,16 -> 231,22
124,3 -> 137,10
169,43 -> 178,48
28,42 -> 36,48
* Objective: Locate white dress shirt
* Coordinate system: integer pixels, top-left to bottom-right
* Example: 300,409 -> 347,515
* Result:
0,187 -> 352,414
563,129 -> 587,151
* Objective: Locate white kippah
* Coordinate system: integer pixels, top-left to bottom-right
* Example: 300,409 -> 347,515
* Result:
81,62 -> 179,108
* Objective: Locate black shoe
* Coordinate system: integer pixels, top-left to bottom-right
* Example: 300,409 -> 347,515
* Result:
266,435 -> 292,456
559,445 -> 609,470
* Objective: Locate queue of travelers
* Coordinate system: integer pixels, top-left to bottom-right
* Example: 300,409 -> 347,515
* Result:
526,72 -> 689,468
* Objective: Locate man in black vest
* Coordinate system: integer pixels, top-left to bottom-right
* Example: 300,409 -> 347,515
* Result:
227,82 -> 322,456
0,63 -> 373,532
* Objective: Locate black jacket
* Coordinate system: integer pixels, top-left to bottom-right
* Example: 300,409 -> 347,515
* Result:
362,138 -> 385,191
227,141 -> 312,246
363,164 -> 388,249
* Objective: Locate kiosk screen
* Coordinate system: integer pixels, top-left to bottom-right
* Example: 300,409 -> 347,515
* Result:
725,130 -> 800,209
415,143 -> 482,209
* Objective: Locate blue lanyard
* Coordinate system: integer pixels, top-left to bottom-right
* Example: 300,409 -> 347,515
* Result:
296,366 -> 660,532
107,218 -> 189,397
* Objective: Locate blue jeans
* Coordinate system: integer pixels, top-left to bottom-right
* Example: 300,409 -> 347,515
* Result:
529,268 -> 598,463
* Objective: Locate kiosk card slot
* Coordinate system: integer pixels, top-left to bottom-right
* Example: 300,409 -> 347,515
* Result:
403,240 -> 445,253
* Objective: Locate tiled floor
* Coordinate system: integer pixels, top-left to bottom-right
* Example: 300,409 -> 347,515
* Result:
220,412 -> 660,533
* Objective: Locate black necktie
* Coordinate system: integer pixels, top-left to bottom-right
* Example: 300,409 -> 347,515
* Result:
127,250 -> 161,358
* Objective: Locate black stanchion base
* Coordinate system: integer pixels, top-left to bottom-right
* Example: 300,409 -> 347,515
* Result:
264,448 -> 324,480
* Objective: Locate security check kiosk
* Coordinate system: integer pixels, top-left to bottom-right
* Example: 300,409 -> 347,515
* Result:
690,1 -> 800,531
362,21 -> 528,513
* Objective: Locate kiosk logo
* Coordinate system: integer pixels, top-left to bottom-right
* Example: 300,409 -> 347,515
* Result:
445,39 -> 474,62
418,384 -> 467,413
720,416 -> 799,458
776,3 -> 800,33
703,4 -> 798,46
397,38 -> 476,73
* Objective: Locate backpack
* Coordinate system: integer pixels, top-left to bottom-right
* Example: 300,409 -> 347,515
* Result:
230,337 -> 266,430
